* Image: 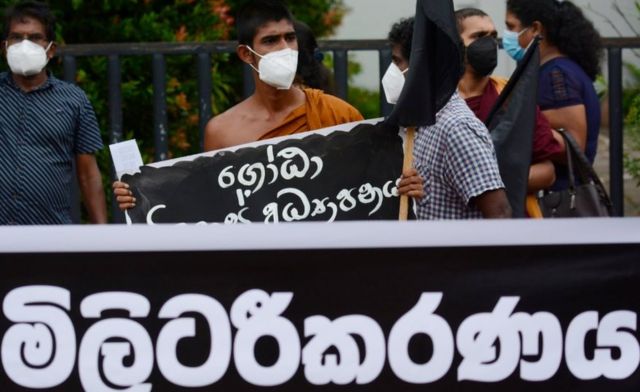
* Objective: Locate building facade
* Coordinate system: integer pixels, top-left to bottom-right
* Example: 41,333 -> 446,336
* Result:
332,0 -> 639,89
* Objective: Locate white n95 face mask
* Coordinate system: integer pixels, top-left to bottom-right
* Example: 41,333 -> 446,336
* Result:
6,39 -> 52,77
246,46 -> 298,90
382,63 -> 408,104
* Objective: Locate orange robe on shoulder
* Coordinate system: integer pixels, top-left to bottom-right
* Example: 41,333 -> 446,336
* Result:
258,88 -> 364,141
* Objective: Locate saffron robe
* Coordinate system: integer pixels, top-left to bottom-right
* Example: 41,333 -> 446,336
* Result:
259,88 -> 364,141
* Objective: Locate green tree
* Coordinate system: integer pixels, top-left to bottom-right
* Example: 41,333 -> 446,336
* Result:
625,89 -> 640,187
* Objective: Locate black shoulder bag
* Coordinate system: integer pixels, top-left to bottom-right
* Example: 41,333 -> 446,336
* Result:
537,130 -> 613,218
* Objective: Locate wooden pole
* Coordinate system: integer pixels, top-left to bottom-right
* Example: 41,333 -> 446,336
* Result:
399,126 -> 416,221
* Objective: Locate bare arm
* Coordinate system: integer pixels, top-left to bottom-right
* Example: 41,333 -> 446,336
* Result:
528,160 -> 556,193
473,189 -> 512,219
76,154 -> 107,223
542,104 -> 588,152
204,117 -> 225,152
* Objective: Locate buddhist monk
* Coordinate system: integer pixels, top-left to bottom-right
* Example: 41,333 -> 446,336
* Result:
204,0 -> 363,150
114,0 -> 363,210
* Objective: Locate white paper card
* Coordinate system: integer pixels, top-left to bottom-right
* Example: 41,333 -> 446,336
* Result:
109,139 -> 144,179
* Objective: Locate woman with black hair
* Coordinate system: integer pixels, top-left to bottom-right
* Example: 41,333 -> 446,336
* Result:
505,0 -> 603,191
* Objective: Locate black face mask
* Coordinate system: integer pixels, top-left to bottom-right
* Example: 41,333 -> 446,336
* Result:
465,36 -> 498,77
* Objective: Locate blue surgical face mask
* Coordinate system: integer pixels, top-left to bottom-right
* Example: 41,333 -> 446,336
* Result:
503,28 -> 528,62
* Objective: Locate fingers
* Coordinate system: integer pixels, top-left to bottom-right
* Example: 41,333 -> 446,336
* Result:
398,172 -> 424,189
397,183 -> 425,198
117,201 -> 136,211
398,168 -> 425,199
112,181 -> 129,190
402,167 -> 419,178
112,181 -> 135,210
397,176 -> 423,188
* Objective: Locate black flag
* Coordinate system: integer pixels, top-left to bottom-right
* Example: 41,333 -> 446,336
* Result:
385,0 -> 463,127
485,37 -> 542,218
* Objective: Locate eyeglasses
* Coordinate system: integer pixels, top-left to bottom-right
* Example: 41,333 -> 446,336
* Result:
6,33 -> 48,46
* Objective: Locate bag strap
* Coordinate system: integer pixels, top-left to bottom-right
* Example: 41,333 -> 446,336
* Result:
561,130 -> 577,190
559,130 -> 597,183
558,129 -> 613,213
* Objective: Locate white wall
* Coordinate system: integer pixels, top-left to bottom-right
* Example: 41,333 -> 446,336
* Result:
331,0 -> 639,90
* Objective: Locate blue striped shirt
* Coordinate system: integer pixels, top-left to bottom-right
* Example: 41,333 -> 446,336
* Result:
0,72 -> 103,225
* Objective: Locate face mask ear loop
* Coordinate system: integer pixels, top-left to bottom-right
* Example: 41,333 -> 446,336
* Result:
43,41 -> 53,65
518,28 -> 537,54
241,45 -> 262,73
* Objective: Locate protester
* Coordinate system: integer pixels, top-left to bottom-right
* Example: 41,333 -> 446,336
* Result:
505,0 -> 602,190
293,20 -> 335,95
455,8 -> 564,216
390,17 -> 512,219
204,0 -> 362,150
0,1 -> 107,225
115,0 -> 363,210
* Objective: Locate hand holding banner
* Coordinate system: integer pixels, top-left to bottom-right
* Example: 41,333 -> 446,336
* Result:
116,121 -> 407,224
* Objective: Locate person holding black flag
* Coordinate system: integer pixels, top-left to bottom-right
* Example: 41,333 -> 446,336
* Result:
388,1 -> 511,220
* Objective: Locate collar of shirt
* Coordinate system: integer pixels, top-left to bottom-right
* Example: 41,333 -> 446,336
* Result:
0,71 -> 56,93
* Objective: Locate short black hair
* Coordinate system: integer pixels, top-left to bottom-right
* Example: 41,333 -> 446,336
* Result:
2,1 -> 55,42
388,17 -> 414,62
236,0 -> 294,46
454,8 -> 489,33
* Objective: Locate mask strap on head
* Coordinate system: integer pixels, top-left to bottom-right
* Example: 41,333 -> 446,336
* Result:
5,40 -> 54,50
401,67 -> 409,74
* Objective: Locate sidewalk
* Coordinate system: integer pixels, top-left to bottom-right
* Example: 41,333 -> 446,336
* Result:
593,131 -> 640,216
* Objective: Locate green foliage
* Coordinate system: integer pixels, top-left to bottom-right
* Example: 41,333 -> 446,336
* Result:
323,53 -> 382,119
621,61 -> 640,187
623,63 -> 640,115
346,58 -> 381,119
625,94 -> 640,186
348,86 -> 380,119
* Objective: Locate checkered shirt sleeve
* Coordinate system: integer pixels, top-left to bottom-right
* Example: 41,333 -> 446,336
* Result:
413,93 -> 504,219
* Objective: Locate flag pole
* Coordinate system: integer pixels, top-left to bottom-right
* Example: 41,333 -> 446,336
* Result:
399,126 -> 416,220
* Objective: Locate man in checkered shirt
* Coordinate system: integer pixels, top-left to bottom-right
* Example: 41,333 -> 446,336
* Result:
391,17 -> 512,219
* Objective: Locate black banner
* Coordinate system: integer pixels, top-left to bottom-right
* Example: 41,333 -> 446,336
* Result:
387,0 -> 463,128
123,123 -> 404,224
0,222 -> 639,391
486,38 -> 541,217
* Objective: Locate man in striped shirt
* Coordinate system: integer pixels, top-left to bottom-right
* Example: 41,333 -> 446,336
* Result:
0,1 -> 107,224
